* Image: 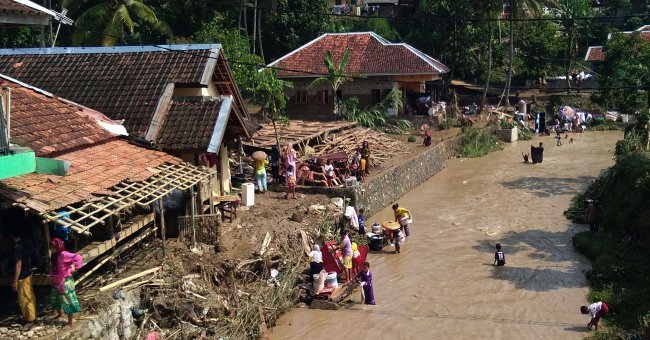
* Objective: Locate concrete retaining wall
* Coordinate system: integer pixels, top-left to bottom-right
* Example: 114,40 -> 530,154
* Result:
350,137 -> 461,216
280,136 -> 462,217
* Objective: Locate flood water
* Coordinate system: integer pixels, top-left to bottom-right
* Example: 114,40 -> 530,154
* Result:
271,131 -> 622,340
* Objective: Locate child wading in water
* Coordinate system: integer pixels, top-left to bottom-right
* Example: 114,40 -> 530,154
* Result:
284,165 -> 296,199
494,243 -> 505,266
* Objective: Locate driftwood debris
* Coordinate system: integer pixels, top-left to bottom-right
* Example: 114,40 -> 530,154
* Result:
311,127 -> 408,167
99,266 -> 162,292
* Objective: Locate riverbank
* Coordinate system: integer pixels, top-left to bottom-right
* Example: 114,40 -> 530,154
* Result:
271,130 -> 622,340
569,143 -> 650,339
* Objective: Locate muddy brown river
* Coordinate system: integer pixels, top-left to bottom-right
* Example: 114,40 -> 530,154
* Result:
271,131 -> 622,340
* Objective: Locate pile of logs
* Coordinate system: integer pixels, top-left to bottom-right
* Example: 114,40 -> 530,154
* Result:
310,127 -> 409,167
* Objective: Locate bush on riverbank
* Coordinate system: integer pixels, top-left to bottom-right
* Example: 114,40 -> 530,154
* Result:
569,134 -> 650,339
460,127 -> 502,158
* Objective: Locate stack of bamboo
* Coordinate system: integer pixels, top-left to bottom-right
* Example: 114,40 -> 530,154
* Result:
311,127 -> 409,167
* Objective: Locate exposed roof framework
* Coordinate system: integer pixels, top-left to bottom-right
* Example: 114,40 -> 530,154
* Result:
40,163 -> 212,234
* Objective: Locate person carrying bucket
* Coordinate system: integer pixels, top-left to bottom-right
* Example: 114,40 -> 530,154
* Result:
392,203 -> 412,236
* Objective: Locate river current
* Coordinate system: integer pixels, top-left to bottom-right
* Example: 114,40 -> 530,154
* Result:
271,131 -> 622,340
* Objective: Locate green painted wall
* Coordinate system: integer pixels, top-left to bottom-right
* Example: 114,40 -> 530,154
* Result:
0,147 -> 36,180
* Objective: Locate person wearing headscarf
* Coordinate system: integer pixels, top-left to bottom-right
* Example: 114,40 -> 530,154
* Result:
281,144 -> 297,176
308,244 -> 323,276
344,206 -> 360,232
49,238 -> 83,327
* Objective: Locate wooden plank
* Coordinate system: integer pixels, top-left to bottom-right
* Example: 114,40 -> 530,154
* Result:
99,267 -> 162,292
79,213 -> 155,263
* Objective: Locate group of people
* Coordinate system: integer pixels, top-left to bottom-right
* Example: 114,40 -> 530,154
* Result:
253,141 -> 373,198
2,210 -> 83,329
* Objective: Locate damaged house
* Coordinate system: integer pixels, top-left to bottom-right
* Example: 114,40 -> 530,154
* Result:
0,44 -> 252,208
0,74 -> 212,290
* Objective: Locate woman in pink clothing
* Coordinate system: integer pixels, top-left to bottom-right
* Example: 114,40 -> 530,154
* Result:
49,238 -> 83,327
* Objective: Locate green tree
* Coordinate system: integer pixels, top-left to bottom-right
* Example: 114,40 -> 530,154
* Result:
553,0 -> 597,93
193,16 -> 263,97
261,0 -> 331,61
504,0 -> 546,105
308,48 -> 353,116
64,0 -> 168,46
515,19 -> 562,84
594,32 -> 650,148
251,69 -> 293,148
330,17 -> 401,41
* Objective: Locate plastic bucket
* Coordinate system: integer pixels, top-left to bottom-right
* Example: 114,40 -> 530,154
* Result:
325,272 -> 338,288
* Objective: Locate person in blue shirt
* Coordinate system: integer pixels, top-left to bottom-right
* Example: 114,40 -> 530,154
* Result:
357,209 -> 366,235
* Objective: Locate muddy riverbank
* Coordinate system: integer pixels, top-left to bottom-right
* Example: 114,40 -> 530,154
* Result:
271,131 -> 622,340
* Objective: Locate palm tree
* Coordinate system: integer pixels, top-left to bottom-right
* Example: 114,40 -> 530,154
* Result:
308,48 -> 353,116
65,0 -> 166,46
504,0 -> 546,106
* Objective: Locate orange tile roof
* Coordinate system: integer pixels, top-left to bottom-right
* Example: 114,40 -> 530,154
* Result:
0,139 -> 180,212
3,76 -> 114,157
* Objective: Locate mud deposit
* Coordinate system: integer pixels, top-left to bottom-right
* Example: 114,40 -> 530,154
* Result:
271,131 -> 622,340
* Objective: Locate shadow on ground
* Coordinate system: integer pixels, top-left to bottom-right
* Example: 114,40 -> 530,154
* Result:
473,228 -> 588,291
501,176 -> 595,197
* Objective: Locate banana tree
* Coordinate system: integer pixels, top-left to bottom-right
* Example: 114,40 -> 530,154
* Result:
308,48 -> 353,116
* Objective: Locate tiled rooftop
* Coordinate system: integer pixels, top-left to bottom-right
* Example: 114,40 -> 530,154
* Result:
0,0 -> 46,17
2,75 -> 114,156
268,32 -> 449,77
0,139 -> 180,212
157,97 -> 229,151
0,46 -> 216,138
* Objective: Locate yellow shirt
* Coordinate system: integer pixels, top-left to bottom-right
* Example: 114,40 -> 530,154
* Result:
394,207 -> 409,220
254,159 -> 268,175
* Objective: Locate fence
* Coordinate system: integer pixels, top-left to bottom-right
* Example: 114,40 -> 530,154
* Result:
178,214 -> 221,246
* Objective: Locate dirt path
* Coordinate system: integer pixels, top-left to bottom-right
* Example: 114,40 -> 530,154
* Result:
271,131 -> 622,340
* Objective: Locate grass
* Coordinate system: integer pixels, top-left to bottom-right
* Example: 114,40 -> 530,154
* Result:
588,120 -> 625,131
572,231 -> 650,340
569,149 -> 650,339
460,127 -> 503,158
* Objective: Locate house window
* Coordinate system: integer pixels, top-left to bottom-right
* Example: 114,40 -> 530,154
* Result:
295,90 -> 307,104
335,90 -> 343,101
317,90 -> 329,104
371,89 -> 381,104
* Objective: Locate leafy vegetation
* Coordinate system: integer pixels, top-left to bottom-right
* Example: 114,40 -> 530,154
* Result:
340,89 -> 404,129
407,135 -> 417,143
437,117 -> 455,130
518,128 -> 532,140
64,0 -> 168,46
460,127 -> 503,158
308,48 -> 354,116
568,134 -> 650,338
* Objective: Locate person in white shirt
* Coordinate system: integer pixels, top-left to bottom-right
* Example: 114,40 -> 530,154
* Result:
580,301 -> 609,331
308,245 -> 323,276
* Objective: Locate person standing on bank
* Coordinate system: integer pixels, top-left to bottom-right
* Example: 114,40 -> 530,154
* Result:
581,300 -> 609,331
308,244 -> 323,277
254,157 -> 269,193
8,224 -> 37,325
49,238 -> 83,327
360,141 -> 371,175
585,200 -> 599,233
